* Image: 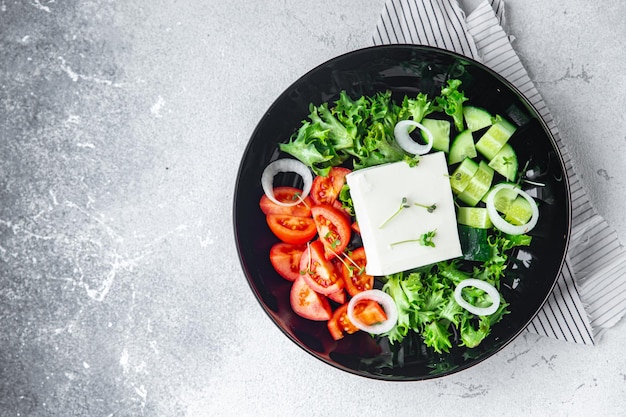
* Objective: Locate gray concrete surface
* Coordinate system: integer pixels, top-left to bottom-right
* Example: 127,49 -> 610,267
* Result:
1,0 -> 625,416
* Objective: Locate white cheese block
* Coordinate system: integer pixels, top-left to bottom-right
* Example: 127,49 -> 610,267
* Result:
346,152 -> 462,276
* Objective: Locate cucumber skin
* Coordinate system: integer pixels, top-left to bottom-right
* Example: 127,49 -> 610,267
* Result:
463,106 -> 493,132
458,225 -> 492,262
448,130 -> 476,165
421,118 -> 451,153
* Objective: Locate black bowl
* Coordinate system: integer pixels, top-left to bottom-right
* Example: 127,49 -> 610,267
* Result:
233,45 -> 571,380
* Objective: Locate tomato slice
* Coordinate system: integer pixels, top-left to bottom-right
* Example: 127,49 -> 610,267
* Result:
327,288 -> 346,304
311,204 -> 351,259
266,214 -> 317,244
327,303 -> 359,340
259,186 -> 313,217
342,247 -> 374,296
310,167 -> 351,206
290,275 -> 332,321
299,240 -> 344,295
352,299 -> 388,325
269,242 -> 306,281
332,199 -> 352,222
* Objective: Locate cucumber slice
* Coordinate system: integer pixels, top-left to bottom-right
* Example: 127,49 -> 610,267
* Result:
450,157 -> 479,194
458,225 -> 492,262
504,196 -> 533,226
488,143 -> 518,181
463,106 -> 493,132
458,160 -> 495,206
420,118 -> 451,153
448,130 -> 476,165
475,117 -> 517,160
457,206 -> 493,229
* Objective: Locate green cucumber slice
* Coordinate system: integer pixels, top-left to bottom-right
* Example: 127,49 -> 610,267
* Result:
488,143 -> 518,181
457,206 -> 493,229
463,106 -> 493,132
448,130 -> 476,165
458,160 -> 495,206
475,117 -> 517,160
420,118 -> 451,153
458,225 -> 492,262
450,157 -> 479,194
504,195 -> 533,226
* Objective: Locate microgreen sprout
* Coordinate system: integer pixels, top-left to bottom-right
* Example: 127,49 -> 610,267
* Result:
323,231 -> 342,249
446,172 -> 463,181
343,251 -> 361,269
390,229 -> 437,248
414,202 -> 437,213
502,156 -> 515,166
402,154 -> 421,167
523,179 -> 546,187
379,197 -> 411,229
419,229 -> 437,247
291,191 -> 311,209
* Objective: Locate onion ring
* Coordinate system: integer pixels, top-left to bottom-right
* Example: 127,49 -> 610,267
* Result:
261,159 -> 313,207
393,120 -> 434,155
454,279 -> 501,316
347,289 -> 398,334
485,183 -> 539,235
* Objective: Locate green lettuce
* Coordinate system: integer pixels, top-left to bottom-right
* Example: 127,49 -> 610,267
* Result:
381,231 -> 530,353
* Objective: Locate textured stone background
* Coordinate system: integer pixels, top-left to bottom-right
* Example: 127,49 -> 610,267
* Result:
1,0 -> 625,416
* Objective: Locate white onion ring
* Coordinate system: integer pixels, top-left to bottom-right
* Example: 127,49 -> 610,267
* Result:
261,159 -> 313,207
347,289 -> 398,334
454,279 -> 501,316
393,120 -> 434,155
485,183 -> 539,235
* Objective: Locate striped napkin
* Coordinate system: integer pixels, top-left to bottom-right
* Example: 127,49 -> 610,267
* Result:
372,0 -> 626,345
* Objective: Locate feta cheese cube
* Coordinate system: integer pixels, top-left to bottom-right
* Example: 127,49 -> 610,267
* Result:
346,152 -> 462,276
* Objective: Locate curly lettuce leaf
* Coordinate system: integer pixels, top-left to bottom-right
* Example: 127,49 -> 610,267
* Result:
397,93 -> 436,123
381,273 -> 413,344
435,79 -> 468,131
308,102 -> 356,151
338,184 -> 355,217
352,121 -> 405,169
423,320 -> 453,353
279,119 -> 347,176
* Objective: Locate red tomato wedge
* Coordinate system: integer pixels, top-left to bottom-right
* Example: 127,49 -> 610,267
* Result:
269,242 -> 306,281
299,240 -> 344,295
327,288 -> 346,304
259,186 -> 313,217
342,247 -> 374,296
310,167 -> 351,206
290,275 -> 332,321
266,214 -> 317,245
327,303 -> 359,340
332,199 -> 352,222
311,204 -> 351,259
352,299 -> 388,325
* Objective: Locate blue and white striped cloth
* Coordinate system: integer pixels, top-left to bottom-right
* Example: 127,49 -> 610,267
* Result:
373,0 -> 626,345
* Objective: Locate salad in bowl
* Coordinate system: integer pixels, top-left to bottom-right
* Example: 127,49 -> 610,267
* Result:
233,45 -> 570,380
